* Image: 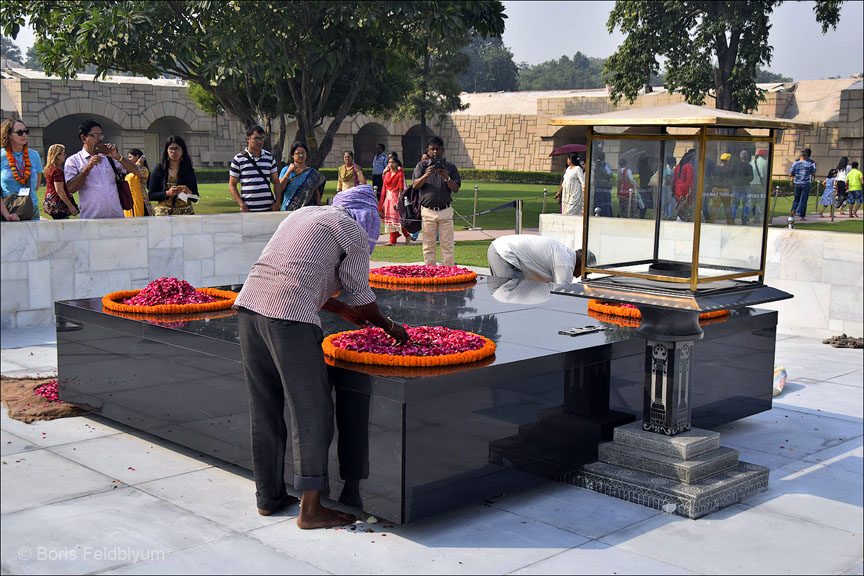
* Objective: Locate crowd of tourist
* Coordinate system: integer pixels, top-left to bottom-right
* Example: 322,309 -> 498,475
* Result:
1,115 -> 860,230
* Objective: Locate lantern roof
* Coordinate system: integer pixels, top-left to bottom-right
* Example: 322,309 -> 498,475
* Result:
550,102 -> 811,130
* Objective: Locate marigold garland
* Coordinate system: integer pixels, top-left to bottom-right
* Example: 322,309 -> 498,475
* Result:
369,280 -> 478,293
325,354 -> 495,378
587,299 -> 729,323
102,287 -> 238,314
6,146 -> 31,185
102,307 -> 237,325
322,326 -> 496,368
369,265 -> 478,285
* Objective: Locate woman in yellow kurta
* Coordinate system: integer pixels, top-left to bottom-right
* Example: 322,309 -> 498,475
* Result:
124,149 -> 153,217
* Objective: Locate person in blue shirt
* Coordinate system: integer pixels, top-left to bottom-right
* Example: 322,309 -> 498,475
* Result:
788,148 -> 816,220
1,119 -> 43,221
370,143 -> 387,201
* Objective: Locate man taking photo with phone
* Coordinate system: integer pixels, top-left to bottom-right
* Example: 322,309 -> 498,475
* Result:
65,119 -> 142,219
411,137 -> 461,267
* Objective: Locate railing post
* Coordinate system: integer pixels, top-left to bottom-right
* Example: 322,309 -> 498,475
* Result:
515,199 -> 523,234
469,184 -> 481,231
787,216 -> 795,230
542,188 -> 548,214
769,185 -> 780,224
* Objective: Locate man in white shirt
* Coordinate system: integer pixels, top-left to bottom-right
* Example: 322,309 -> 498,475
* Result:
487,235 -> 594,284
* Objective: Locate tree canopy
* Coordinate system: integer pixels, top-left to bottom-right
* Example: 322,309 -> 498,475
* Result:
517,53 -> 607,91
458,36 -> 519,93
1,1 -> 506,167
1,36 -> 22,63
604,0 -> 843,112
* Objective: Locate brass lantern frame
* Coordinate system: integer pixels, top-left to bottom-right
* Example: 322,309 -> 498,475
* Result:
550,103 -> 812,292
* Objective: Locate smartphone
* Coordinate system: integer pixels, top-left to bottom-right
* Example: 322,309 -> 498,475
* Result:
93,142 -> 113,155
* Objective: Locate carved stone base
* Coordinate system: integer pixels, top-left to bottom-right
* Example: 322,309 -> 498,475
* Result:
574,422 -> 768,519
577,460 -> 768,519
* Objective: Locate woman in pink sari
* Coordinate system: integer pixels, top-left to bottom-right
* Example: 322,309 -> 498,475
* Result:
378,153 -> 410,245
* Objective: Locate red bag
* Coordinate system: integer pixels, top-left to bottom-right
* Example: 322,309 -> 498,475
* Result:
108,157 -> 133,210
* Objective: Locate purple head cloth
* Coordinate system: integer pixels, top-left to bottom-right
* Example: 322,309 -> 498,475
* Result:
331,184 -> 380,254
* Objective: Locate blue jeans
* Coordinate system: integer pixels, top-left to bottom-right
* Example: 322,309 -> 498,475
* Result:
594,188 -> 613,216
731,186 -> 750,222
791,183 -> 810,217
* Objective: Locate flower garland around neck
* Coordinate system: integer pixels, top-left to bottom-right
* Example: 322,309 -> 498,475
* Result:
587,299 -> 729,322
5,146 -> 31,185
369,265 -> 477,286
102,277 -> 238,314
322,325 -> 495,367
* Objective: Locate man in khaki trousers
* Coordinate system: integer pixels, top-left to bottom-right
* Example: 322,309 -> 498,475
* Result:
411,137 -> 461,266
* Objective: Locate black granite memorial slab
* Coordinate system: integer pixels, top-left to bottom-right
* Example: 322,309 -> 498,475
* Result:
55,278 -> 778,523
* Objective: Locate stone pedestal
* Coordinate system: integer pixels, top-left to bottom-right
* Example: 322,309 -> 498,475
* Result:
578,422 -> 768,519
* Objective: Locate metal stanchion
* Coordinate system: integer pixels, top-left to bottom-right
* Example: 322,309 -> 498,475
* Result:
594,207 -> 601,217
515,199 -> 523,234
769,185 -> 780,225
542,188 -> 548,214
469,184 -> 481,231
787,216 -> 795,229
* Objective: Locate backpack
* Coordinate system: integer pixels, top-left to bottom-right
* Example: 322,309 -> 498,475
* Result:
397,186 -> 422,234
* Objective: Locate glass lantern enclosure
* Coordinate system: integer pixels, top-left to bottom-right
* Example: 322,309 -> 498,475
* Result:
550,104 -> 811,293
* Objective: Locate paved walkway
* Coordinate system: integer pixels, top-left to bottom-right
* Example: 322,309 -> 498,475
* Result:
1,321 -> 862,574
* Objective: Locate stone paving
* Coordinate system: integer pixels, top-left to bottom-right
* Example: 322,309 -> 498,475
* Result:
1,303 -> 862,575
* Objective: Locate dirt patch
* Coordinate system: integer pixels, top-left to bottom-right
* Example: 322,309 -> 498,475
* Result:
1,376 -> 88,423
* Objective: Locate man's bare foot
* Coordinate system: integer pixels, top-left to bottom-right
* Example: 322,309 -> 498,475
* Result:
296,490 -> 357,529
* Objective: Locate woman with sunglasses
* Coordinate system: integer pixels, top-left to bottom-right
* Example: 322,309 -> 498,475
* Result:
1,119 -> 43,221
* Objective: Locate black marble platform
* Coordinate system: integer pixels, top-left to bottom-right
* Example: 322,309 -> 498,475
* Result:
55,276 -> 778,524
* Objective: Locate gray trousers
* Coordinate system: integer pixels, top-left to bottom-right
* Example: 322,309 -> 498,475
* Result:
487,244 -> 524,280
237,308 -> 333,510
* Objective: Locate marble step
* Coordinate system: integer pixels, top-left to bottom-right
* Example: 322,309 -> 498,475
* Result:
598,441 -> 739,484
612,421 -> 721,460
577,460 -> 769,519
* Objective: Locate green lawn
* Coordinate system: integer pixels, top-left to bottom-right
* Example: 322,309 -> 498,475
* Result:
371,239 -> 493,268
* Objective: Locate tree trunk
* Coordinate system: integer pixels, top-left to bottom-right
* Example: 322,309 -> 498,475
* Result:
419,46 -> 430,155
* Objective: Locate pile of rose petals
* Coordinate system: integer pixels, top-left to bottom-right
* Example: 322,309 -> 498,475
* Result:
34,380 -> 63,403
331,326 -> 486,357
122,277 -> 218,306
370,265 -> 474,279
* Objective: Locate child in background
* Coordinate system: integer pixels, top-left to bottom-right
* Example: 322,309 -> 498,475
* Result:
818,169 -> 837,217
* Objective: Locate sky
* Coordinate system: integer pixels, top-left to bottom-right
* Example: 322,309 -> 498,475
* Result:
500,0 -> 863,80
8,1 -> 864,81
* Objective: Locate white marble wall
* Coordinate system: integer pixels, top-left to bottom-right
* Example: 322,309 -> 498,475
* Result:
540,214 -> 864,338
0,213 -> 290,329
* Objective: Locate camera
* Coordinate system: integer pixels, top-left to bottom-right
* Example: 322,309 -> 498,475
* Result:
432,158 -> 444,170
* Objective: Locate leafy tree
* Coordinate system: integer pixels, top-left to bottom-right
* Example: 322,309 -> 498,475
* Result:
604,1 -> 843,112
1,36 -> 22,63
394,2 -> 507,154
517,53 -> 607,91
24,45 -> 42,70
1,1 -> 505,168
755,68 -> 793,83
459,36 -> 519,93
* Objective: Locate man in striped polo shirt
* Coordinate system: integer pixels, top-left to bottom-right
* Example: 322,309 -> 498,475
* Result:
234,201 -> 409,528
229,125 -> 281,212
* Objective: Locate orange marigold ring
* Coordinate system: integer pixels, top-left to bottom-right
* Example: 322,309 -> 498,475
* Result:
325,354 -> 495,378
369,265 -> 477,285
587,299 -> 729,321
369,280 -> 478,293
102,287 -> 238,315
322,327 -> 496,368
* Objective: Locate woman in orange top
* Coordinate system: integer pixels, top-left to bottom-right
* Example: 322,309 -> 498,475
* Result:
378,153 -> 410,245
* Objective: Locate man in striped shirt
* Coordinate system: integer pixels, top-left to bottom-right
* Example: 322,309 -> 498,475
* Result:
229,125 -> 281,212
234,204 -> 409,529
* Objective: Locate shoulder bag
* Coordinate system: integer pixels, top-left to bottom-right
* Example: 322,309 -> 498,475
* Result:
3,194 -> 34,221
108,157 -> 134,211
243,152 -> 275,203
